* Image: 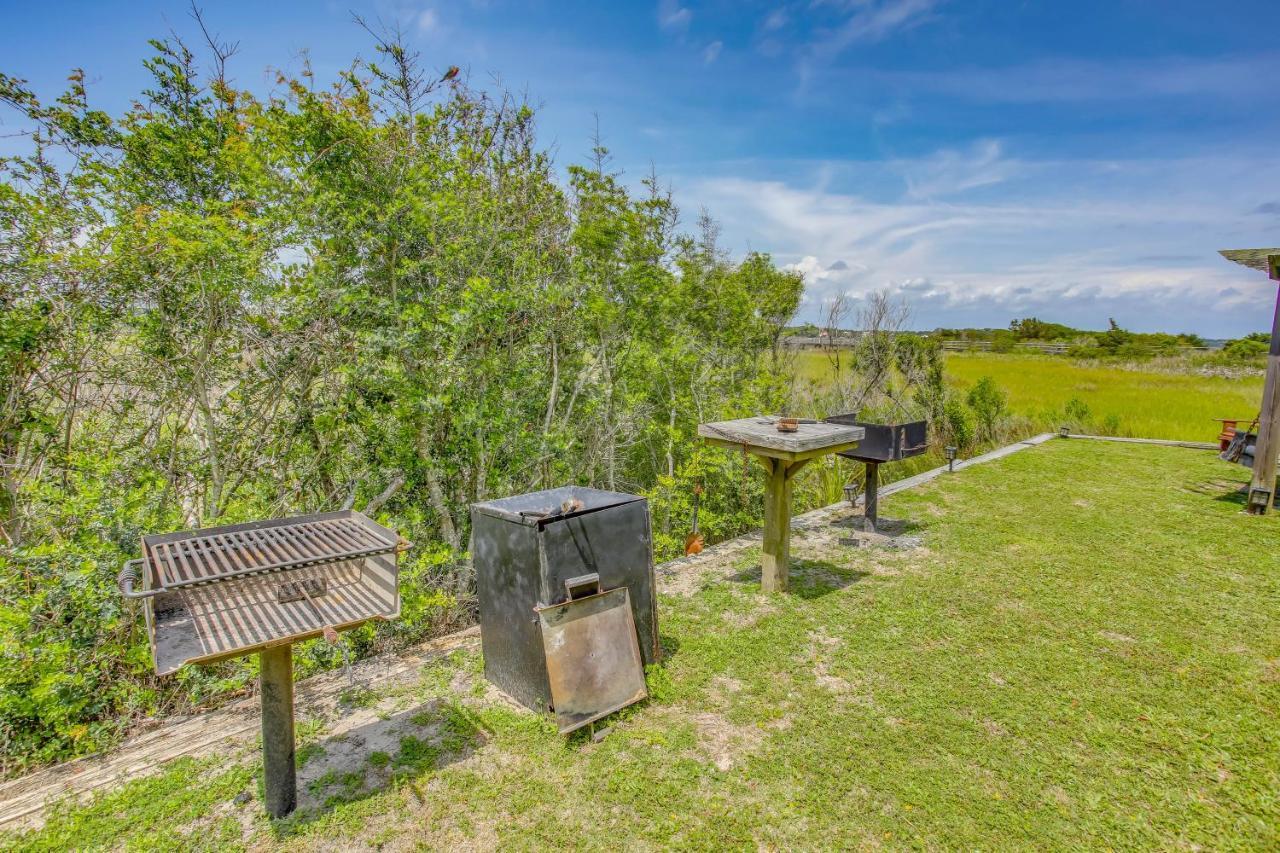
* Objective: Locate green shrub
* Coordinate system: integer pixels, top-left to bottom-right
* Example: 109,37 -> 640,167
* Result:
1223,336 -> 1268,359
941,396 -> 975,451
965,376 -> 1007,444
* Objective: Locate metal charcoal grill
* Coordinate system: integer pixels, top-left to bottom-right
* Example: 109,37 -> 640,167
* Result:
118,510 -> 409,818
823,416 -> 928,529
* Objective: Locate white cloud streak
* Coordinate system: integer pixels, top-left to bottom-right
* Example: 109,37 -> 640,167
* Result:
868,55 -> 1280,103
813,0 -> 942,56
682,149 -> 1280,336
658,0 -> 692,32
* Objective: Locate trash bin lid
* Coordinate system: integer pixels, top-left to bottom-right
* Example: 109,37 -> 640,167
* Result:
537,587 -> 648,734
471,486 -> 645,526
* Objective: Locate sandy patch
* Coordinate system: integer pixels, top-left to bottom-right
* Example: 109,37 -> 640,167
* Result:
688,712 -> 765,772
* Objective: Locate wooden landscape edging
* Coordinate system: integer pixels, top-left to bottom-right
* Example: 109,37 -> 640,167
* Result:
1061,434 -> 1219,451
0,430 -> 1217,830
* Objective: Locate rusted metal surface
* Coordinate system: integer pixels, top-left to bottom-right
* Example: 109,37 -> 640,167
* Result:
147,555 -> 400,675
142,511 -> 397,590
537,588 -> 648,735
116,509 -> 409,820
122,511 -> 405,675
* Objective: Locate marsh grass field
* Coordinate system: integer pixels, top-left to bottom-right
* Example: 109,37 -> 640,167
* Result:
793,349 -> 1264,443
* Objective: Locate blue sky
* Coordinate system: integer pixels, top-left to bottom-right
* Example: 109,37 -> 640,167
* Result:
3,1 -> 1279,336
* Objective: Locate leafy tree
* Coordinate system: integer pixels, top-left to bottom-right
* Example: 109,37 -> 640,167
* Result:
0,21 -> 808,769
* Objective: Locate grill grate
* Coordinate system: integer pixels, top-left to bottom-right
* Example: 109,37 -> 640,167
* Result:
124,511 -> 407,674
179,561 -> 397,657
146,515 -> 396,590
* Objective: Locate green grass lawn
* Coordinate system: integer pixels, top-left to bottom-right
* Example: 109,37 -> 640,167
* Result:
7,440 -> 1278,850
794,350 -> 1264,442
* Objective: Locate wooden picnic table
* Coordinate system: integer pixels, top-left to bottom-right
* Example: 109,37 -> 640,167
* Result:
698,417 -> 863,592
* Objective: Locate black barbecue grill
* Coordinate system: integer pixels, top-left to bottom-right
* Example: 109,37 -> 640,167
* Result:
118,510 -> 409,818
824,416 -> 928,528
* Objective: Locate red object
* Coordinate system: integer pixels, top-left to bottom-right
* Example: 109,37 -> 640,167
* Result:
1214,418 -> 1253,451
441,66 -> 460,82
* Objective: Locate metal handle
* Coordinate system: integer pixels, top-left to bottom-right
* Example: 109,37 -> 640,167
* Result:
118,558 -> 161,599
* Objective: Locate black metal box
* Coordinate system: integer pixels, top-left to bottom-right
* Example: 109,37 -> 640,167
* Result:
824,416 -> 927,463
470,486 -> 659,713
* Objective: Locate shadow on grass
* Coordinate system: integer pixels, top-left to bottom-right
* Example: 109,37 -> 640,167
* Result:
1183,477 -> 1252,508
1214,488 -> 1250,508
728,558 -> 869,600
268,700 -> 486,838
659,633 -> 681,662
829,515 -> 924,537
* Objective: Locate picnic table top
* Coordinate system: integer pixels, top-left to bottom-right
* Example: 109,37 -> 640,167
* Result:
697,417 -> 864,454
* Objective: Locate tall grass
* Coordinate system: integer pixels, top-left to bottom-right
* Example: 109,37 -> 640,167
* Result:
794,349 -> 1263,443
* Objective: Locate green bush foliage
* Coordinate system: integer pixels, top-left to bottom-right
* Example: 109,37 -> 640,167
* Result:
965,376 -> 1008,444
1222,333 -> 1269,359
0,29 -> 803,771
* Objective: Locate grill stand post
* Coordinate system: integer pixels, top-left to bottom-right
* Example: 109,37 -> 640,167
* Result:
260,643 -> 296,819
863,462 -> 879,532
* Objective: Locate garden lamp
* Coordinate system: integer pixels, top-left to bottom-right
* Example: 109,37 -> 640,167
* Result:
945,445 -> 957,472
843,482 -> 860,509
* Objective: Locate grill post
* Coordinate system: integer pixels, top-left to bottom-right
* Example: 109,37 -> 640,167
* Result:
864,462 -> 879,531
260,644 -> 296,818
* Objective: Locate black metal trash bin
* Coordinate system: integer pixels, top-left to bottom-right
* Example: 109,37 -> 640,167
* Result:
470,486 -> 659,722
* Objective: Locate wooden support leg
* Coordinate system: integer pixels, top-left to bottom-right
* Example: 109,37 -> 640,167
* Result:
260,644 -> 296,819
1249,285 -> 1280,514
760,457 -> 811,593
761,458 -> 791,592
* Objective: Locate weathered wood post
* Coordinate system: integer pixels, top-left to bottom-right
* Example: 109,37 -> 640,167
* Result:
1219,249 -> 1280,514
260,644 -> 296,818
761,458 -> 791,592
1251,280 -> 1280,513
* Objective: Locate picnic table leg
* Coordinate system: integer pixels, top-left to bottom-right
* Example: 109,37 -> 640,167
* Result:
760,457 -> 811,593
761,458 -> 790,592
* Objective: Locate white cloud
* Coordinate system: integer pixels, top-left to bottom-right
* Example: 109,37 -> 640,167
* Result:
868,55 -> 1280,103
762,8 -> 788,31
417,8 -> 438,33
658,0 -> 692,31
815,0 -> 942,56
703,40 -> 723,64
681,152 -> 1280,336
896,139 -> 1017,199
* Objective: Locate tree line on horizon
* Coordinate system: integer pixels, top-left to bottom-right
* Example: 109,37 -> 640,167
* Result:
788,315 -> 1267,359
